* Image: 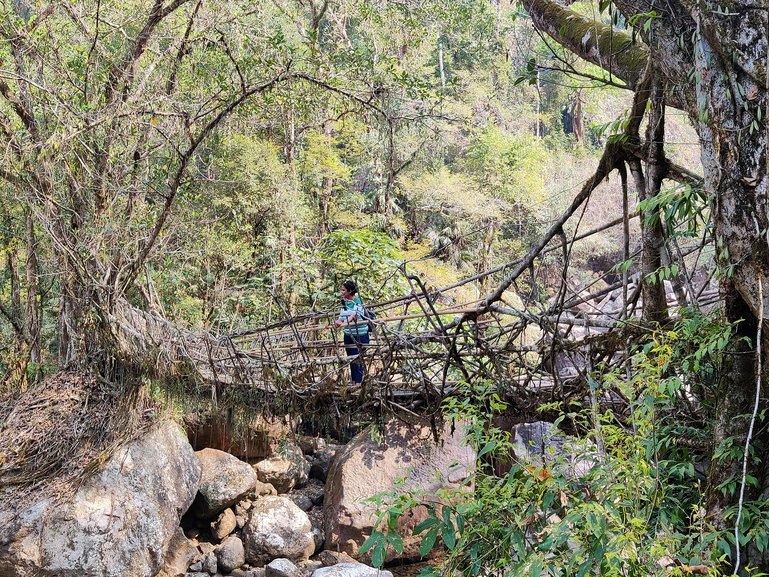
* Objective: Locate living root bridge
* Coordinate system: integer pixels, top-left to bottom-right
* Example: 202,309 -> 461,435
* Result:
106,135 -> 712,417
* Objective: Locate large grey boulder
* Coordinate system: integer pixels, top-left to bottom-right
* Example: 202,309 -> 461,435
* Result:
312,563 -> 394,577
242,496 -> 315,564
192,448 -> 258,519
253,443 -> 310,493
0,421 -> 200,577
323,418 -> 475,562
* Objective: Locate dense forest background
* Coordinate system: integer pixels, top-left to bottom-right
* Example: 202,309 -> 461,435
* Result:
0,0 -> 703,381
0,0 -> 767,575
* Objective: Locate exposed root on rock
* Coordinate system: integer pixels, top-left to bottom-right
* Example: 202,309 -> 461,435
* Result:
0,370 -> 158,508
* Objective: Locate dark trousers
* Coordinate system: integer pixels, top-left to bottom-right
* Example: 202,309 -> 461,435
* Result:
344,332 -> 370,384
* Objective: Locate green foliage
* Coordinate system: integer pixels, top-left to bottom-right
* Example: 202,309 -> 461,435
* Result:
592,109 -> 632,144
279,229 -> 406,309
362,311 -> 767,576
638,183 -> 709,238
463,124 -> 548,207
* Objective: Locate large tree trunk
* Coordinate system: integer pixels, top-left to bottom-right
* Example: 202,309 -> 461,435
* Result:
706,280 -> 758,526
520,0 -> 767,568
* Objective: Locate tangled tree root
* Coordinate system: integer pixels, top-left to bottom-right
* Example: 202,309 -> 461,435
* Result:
0,371 -> 157,507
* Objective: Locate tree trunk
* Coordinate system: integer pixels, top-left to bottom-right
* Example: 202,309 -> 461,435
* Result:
319,122 -> 334,236
705,280 -> 759,528
572,91 -> 584,146
438,35 -> 446,89
639,76 -> 669,325
520,0 -> 767,567
24,210 -> 41,382
5,248 -> 27,390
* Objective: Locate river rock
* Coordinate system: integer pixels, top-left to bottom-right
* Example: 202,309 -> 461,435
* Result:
309,446 -> 339,482
215,535 -> 246,573
157,528 -> 199,577
323,418 -> 475,562
298,436 -> 327,454
266,558 -> 301,577
211,508 -> 237,541
255,480 -> 278,496
242,496 -> 315,564
0,421 -> 200,577
317,551 -> 357,566
292,494 -> 314,511
302,560 -> 323,573
253,443 -> 309,493
192,448 -> 258,519
312,563 -> 394,577
202,551 -> 218,574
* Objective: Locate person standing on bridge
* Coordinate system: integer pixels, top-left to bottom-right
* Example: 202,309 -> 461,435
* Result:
334,280 -> 369,387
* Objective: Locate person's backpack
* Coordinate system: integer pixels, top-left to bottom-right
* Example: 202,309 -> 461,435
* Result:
361,301 -> 377,333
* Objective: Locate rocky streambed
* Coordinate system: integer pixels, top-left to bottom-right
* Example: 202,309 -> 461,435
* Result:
0,415 -> 478,577
0,366 -> 595,577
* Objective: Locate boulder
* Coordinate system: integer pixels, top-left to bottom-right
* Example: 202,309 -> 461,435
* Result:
302,560 -> 323,573
201,552 -> 217,574
323,419 -> 475,562
266,558 -> 301,577
242,496 -> 315,565
211,508 -> 237,541
0,421 -> 200,577
298,436 -> 327,455
317,551 -> 357,566
192,448 -> 258,519
157,528 -> 199,577
312,563 -> 393,577
510,421 -> 596,478
291,494 -> 314,511
215,535 -> 246,573
253,443 -> 310,493
255,480 -> 278,496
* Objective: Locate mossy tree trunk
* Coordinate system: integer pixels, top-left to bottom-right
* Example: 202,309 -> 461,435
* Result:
521,0 -> 767,568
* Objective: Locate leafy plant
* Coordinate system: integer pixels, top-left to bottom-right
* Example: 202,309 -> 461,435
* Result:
360,313 -> 768,576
